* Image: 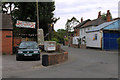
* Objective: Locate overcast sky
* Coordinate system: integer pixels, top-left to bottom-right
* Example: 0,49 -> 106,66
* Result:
54,0 -> 119,31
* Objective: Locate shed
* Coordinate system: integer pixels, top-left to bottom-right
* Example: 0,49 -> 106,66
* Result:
0,14 -> 13,54
86,19 -> 120,50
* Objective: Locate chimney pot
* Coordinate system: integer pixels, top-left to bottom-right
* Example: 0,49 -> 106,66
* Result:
81,17 -> 83,22
98,11 -> 101,18
107,10 -> 111,22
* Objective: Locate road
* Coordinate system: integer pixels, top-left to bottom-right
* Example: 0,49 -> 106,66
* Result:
2,46 -> 118,78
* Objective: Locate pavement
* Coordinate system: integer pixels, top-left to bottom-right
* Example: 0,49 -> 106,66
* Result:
2,46 -> 118,78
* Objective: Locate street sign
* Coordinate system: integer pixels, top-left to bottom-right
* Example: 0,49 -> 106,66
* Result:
16,20 -> 36,28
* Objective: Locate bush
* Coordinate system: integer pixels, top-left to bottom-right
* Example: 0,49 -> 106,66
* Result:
51,38 -> 59,43
118,38 -> 120,47
64,37 -> 68,41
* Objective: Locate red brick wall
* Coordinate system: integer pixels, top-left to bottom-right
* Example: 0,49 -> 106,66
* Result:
1,31 -> 13,54
42,51 -> 68,66
74,28 -> 80,36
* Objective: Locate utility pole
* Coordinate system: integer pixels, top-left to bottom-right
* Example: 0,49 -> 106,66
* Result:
36,0 -> 39,42
36,0 -> 39,29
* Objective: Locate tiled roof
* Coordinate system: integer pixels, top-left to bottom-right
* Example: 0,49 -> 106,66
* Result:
74,19 -> 91,29
86,19 -> 119,32
81,18 -> 106,28
1,14 -> 13,30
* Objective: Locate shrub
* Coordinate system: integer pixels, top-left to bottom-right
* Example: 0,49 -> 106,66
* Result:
118,38 -> 120,47
64,37 -> 68,41
51,38 -> 59,43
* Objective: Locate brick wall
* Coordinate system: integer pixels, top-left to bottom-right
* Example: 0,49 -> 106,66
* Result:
70,44 -> 86,49
42,51 -> 68,66
70,44 -> 78,48
2,30 -> 13,54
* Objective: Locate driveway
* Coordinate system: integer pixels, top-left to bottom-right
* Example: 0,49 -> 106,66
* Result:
2,46 -> 118,78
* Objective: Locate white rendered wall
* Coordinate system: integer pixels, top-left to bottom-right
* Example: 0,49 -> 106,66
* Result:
86,31 -> 102,48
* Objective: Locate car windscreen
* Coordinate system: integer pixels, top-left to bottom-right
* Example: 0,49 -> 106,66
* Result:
19,42 -> 38,49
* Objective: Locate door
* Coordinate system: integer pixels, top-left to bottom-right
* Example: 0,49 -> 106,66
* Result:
103,31 -> 120,50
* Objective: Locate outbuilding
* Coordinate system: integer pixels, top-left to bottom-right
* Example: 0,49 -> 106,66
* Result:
0,14 -> 13,54
86,19 -> 120,50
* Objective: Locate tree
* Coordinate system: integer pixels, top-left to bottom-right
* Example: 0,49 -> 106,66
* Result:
101,13 -> 112,20
57,29 -> 66,43
2,2 -> 59,40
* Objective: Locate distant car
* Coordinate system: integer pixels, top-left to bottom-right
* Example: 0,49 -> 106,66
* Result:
16,41 -> 40,61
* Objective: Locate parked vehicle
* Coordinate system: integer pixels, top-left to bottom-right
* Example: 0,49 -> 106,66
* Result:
16,41 -> 40,61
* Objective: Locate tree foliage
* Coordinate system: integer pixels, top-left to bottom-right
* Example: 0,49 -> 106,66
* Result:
50,29 -> 67,44
2,2 -> 59,40
101,13 -> 112,20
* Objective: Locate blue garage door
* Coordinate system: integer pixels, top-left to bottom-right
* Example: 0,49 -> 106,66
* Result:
103,32 -> 120,50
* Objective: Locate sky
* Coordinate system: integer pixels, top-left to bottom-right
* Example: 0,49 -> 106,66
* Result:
54,0 -> 119,31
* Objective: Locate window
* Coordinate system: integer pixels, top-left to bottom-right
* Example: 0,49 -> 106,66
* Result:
95,34 -> 97,40
6,35 -> 12,38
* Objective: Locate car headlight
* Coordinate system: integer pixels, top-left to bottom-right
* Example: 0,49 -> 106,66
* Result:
18,51 -> 23,53
34,51 -> 39,53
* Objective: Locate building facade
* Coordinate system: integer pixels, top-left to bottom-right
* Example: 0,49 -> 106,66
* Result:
86,19 -> 120,50
1,14 -> 13,54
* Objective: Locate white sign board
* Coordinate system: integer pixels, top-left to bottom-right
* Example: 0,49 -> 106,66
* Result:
16,20 -> 36,28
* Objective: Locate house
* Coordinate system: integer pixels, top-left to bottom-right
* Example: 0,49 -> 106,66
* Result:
71,18 -> 91,47
86,18 -> 120,50
0,14 -> 13,54
79,11 -> 106,45
72,11 -> 107,48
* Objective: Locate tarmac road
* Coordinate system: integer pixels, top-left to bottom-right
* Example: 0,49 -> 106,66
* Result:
2,46 -> 118,78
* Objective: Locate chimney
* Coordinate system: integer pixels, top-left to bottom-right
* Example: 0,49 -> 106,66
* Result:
81,17 -> 83,22
98,11 -> 101,18
106,10 -> 111,22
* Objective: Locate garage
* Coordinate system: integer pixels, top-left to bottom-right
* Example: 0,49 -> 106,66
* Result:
103,30 -> 120,50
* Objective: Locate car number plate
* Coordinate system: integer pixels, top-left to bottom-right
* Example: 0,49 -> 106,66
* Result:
24,54 -> 32,56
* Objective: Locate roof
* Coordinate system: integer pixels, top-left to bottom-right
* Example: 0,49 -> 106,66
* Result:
1,14 -> 13,30
81,18 -> 106,28
86,19 -> 119,32
74,19 -> 91,29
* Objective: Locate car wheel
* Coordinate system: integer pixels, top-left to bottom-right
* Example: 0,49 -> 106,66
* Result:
16,55 -> 21,61
36,55 -> 40,60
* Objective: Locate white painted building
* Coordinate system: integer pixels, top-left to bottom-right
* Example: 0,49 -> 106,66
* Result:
86,19 -> 120,50
72,36 -> 79,44
86,31 -> 102,48
79,18 -> 105,45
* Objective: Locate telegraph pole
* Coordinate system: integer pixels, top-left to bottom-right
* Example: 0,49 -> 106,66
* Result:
36,0 -> 39,42
36,0 -> 39,29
